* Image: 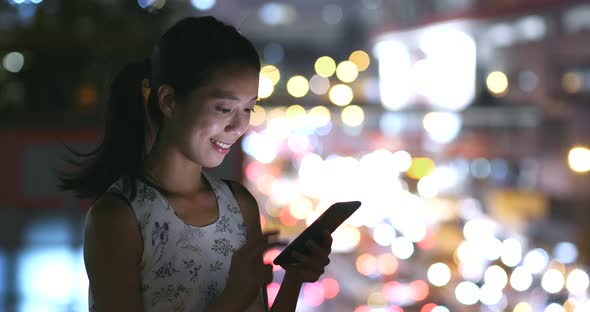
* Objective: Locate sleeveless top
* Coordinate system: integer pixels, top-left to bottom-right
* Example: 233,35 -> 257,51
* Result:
88,171 -> 248,312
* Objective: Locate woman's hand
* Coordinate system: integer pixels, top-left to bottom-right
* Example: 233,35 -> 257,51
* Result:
207,231 -> 283,311
283,230 -> 333,283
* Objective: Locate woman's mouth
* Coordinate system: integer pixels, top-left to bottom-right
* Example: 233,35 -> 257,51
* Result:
211,139 -> 231,154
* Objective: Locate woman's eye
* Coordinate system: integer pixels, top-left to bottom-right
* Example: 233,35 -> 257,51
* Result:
245,107 -> 256,113
216,106 -> 231,113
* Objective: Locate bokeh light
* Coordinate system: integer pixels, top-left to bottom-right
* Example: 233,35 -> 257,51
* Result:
514,302 -> 533,312
190,0 -> 215,10
455,281 -> 480,305
510,266 -> 533,291
377,253 -> 399,275
341,105 -> 365,127
486,71 -> 509,95
542,269 -> 565,294
2,52 -> 24,73
336,60 -> 359,83
310,74 -> 331,95
261,64 -> 281,86
329,84 -> 354,106
427,262 -> 451,287
258,76 -> 274,99
315,56 -> 337,78
566,269 -> 589,295
286,75 -> 310,98
568,146 -> 590,173
349,50 -> 370,71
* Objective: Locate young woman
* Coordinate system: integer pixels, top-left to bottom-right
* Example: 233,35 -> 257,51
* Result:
60,16 -> 333,312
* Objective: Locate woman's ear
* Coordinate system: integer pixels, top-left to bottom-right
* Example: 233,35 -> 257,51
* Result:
157,84 -> 176,118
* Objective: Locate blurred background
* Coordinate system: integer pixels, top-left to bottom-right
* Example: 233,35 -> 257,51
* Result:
2,0 -> 590,311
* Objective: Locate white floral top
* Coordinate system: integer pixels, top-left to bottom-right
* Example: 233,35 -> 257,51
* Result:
88,171 -> 248,312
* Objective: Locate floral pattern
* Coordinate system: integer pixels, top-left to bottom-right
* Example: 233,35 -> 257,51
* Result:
88,173 -> 248,312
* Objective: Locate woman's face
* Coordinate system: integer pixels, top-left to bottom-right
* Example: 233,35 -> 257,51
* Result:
166,64 -> 259,168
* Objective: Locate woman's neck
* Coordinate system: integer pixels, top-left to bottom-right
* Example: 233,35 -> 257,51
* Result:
141,144 -> 207,197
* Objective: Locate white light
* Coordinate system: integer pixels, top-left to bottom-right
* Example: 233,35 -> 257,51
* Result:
554,242 -> 578,264
479,283 -> 504,305
566,269 -> 590,295
417,176 -> 439,198
573,300 -> 590,312
242,132 -> 277,164
259,2 -> 296,25
422,112 -> 462,143
463,217 -> 499,242
523,248 -> 549,274
190,0 -> 215,10
391,236 -> 414,260
375,40 -> 412,110
372,223 -> 397,246
17,247 -> 77,303
391,150 -> 412,172
455,281 -> 480,305
484,265 -> 508,289
431,307 -> 450,312
487,23 -> 515,47
427,263 -> 451,287
3,52 -> 24,73
515,15 -> 546,41
542,269 -> 565,294
545,303 -> 565,312
416,29 -> 476,111
510,266 -> 533,291
501,238 -> 523,267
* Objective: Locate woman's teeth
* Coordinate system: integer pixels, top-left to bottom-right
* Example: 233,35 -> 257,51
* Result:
211,139 -> 230,148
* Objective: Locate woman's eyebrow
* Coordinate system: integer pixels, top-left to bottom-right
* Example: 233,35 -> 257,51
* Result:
210,90 -> 258,102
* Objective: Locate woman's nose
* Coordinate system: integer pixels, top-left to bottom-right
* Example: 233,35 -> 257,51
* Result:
225,112 -> 249,136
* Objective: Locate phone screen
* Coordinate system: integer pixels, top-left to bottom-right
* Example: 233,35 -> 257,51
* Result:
273,201 -> 361,266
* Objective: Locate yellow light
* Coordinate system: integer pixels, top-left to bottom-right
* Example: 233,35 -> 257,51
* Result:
349,50 -> 370,71
286,104 -> 306,121
315,56 -> 337,78
568,146 -> 590,173
249,104 -> 266,126
486,71 -> 509,96
336,60 -> 359,83
407,157 -> 436,179
261,64 -> 281,86
341,105 -> 365,127
286,75 -> 309,98
329,84 -> 353,106
258,76 -> 274,99
308,105 -> 331,127
514,302 -> 533,312
289,197 -> 313,220
267,106 -> 286,121
562,72 -> 583,94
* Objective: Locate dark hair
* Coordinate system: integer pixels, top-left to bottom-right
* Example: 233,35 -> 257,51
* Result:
59,16 -> 261,200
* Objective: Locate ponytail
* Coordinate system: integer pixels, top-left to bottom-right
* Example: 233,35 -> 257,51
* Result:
59,59 -> 154,200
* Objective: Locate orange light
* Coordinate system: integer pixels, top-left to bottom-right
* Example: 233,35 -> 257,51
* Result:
356,253 -> 378,276
279,208 -> 298,226
378,253 -> 399,275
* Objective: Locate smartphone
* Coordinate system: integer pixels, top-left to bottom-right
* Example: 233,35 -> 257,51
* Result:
273,201 -> 361,266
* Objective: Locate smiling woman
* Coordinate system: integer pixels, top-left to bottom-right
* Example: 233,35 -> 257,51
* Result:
57,16 -> 334,312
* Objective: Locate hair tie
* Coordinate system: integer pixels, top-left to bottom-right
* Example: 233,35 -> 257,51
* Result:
141,78 -> 151,106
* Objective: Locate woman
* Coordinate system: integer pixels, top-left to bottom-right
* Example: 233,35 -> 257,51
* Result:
60,16 -> 333,312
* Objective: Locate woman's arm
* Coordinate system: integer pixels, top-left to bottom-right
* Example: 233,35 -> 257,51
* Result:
227,180 -> 332,312
84,193 -> 144,312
